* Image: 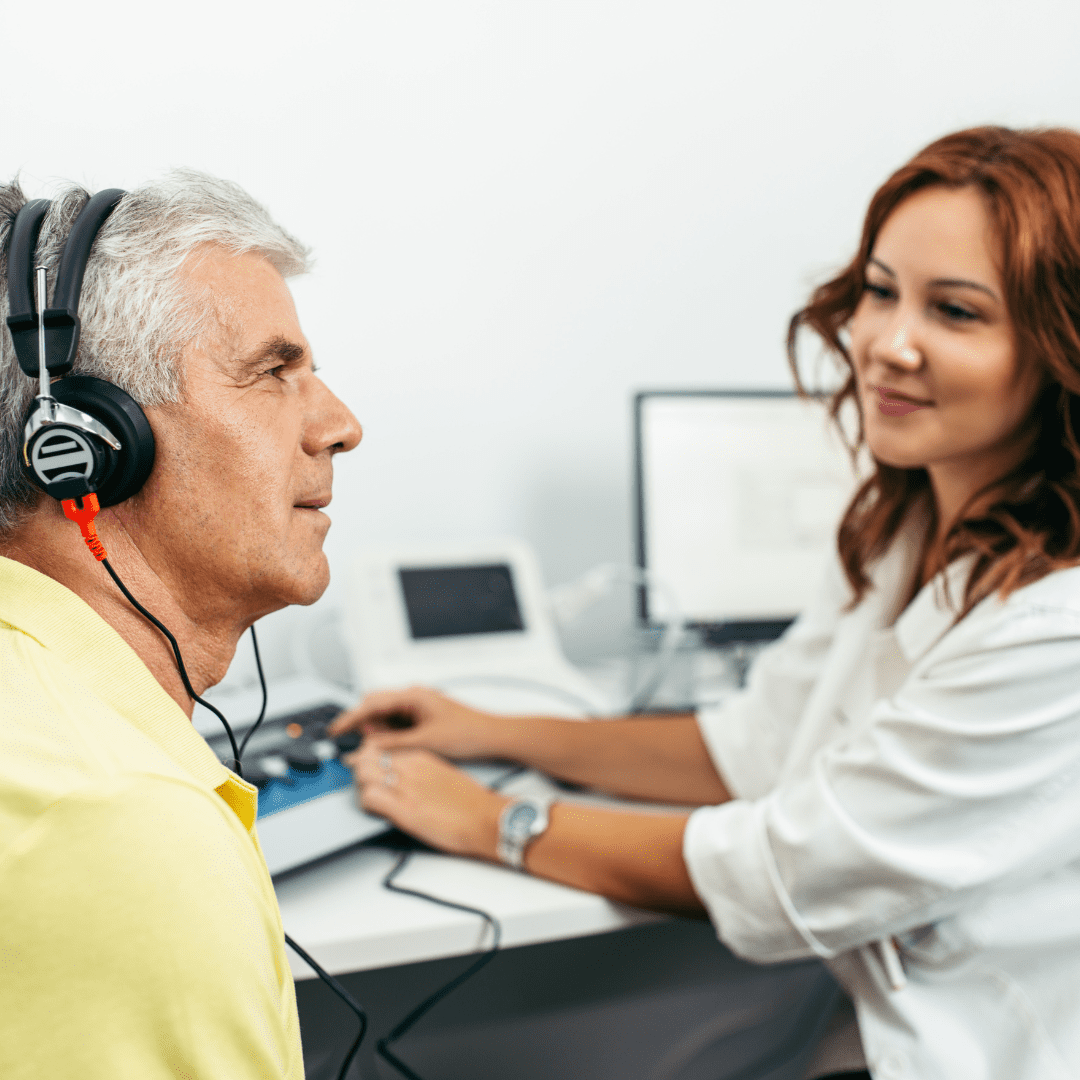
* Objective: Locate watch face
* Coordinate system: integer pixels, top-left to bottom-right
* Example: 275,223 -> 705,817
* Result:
506,803 -> 539,839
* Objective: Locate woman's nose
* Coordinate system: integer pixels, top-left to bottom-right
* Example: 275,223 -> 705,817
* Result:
876,321 -> 923,370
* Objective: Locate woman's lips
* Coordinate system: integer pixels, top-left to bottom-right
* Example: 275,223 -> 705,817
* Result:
876,387 -> 932,416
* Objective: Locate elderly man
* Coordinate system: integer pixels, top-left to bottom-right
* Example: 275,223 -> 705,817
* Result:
0,173 -> 361,1078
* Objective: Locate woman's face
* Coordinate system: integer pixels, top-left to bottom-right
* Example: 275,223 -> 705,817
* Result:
849,185 -> 1043,510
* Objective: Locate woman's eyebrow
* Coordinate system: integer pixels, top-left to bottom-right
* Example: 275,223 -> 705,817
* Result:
928,276 -> 999,300
867,257 -> 999,300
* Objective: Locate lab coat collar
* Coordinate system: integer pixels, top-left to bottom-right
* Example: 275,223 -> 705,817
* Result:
893,555 -> 976,663
860,497 -> 977,664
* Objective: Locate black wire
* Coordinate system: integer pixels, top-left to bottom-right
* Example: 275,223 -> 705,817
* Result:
376,851 -> 503,1080
100,557 -> 243,775
237,625 -> 269,761
285,933 -> 369,1080
245,625 -> 368,1080
98,559 -> 369,1078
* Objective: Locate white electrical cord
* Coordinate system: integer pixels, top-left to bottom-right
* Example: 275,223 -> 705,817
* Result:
547,563 -> 687,713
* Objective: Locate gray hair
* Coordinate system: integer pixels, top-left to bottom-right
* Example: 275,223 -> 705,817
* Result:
0,169 -> 310,535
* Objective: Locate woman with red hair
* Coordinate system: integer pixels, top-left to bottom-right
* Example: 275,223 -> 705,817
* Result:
335,127 -> 1080,1078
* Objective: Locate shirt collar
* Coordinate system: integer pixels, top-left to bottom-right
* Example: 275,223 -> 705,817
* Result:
857,497 -> 977,663
0,556 -> 256,830
893,554 -> 977,663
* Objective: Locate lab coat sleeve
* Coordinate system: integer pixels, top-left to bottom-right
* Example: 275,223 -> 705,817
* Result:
684,594 -> 1080,964
696,552 -> 851,801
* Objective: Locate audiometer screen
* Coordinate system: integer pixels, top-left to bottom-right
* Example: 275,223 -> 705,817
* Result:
398,564 -> 525,639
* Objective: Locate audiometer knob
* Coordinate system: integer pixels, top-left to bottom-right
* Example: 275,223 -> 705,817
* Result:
286,745 -> 321,773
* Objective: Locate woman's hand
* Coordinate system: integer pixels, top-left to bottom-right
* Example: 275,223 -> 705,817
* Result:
348,738 -> 704,915
347,742 -> 508,859
328,686 -> 507,760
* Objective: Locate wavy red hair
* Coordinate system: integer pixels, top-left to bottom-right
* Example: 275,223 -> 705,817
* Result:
789,126 -> 1080,613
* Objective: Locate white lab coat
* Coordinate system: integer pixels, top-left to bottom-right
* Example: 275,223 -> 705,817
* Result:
685,509 -> 1080,1080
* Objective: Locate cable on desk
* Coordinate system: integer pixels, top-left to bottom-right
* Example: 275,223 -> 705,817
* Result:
374,767 -> 518,1079
285,933 -> 368,1080
375,850 -> 503,1080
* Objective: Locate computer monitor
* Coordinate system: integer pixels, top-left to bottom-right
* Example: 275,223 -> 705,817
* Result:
635,390 -> 861,643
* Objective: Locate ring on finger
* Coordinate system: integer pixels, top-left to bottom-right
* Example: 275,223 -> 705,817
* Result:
378,752 -> 397,786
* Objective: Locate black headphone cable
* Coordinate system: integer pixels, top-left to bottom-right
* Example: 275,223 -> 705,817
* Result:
99,556 -> 244,772
238,625 -> 269,761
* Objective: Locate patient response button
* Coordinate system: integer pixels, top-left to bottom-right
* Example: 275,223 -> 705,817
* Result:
311,739 -> 338,761
260,755 -> 290,779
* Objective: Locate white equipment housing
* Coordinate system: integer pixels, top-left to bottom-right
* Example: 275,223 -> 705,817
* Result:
345,539 -> 608,717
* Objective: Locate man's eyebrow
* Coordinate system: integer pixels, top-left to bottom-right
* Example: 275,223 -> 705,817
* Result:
237,335 -> 308,376
867,257 -> 999,300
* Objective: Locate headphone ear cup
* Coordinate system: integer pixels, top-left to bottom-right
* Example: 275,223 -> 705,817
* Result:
50,376 -> 156,507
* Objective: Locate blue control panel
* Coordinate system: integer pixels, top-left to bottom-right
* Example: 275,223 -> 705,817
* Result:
257,758 -> 354,818
206,702 -> 360,819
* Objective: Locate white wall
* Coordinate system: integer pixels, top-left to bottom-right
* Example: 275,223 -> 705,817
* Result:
8,0 -> 1080,682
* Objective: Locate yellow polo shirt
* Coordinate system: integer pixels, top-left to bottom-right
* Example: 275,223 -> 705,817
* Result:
0,556 -> 303,1079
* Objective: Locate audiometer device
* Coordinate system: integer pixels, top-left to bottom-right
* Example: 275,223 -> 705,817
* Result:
196,676 -> 515,877
344,539 -> 610,717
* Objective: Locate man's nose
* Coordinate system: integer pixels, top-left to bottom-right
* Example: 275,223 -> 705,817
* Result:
305,379 -> 362,455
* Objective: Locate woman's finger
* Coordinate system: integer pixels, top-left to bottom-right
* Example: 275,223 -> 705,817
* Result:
328,686 -> 431,734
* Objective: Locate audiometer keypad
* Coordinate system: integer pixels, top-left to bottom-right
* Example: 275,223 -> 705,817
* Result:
205,702 -> 359,820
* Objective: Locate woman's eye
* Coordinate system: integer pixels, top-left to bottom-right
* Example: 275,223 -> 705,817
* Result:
938,301 -> 978,322
863,281 -> 894,301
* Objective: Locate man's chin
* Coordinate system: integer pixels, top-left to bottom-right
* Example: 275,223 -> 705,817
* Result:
257,554 -> 331,612
285,557 -> 331,608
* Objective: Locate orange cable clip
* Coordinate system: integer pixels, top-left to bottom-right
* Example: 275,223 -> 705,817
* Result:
61,493 -> 109,562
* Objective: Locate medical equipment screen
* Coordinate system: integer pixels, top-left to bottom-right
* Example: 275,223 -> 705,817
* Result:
635,391 -> 860,628
398,564 -> 526,639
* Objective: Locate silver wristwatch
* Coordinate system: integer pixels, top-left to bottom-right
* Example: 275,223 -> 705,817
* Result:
497,796 -> 554,869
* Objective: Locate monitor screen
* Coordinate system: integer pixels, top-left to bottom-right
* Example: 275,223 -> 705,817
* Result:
635,391 -> 860,634
398,564 -> 526,639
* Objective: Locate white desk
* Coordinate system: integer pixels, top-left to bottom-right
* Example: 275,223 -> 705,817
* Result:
274,767 -> 679,980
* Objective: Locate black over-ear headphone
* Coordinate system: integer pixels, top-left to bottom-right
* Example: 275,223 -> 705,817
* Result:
6,189 -> 155,507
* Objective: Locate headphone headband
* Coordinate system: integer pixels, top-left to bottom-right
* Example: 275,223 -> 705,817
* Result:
5,199 -> 51,378
4,187 -> 126,379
